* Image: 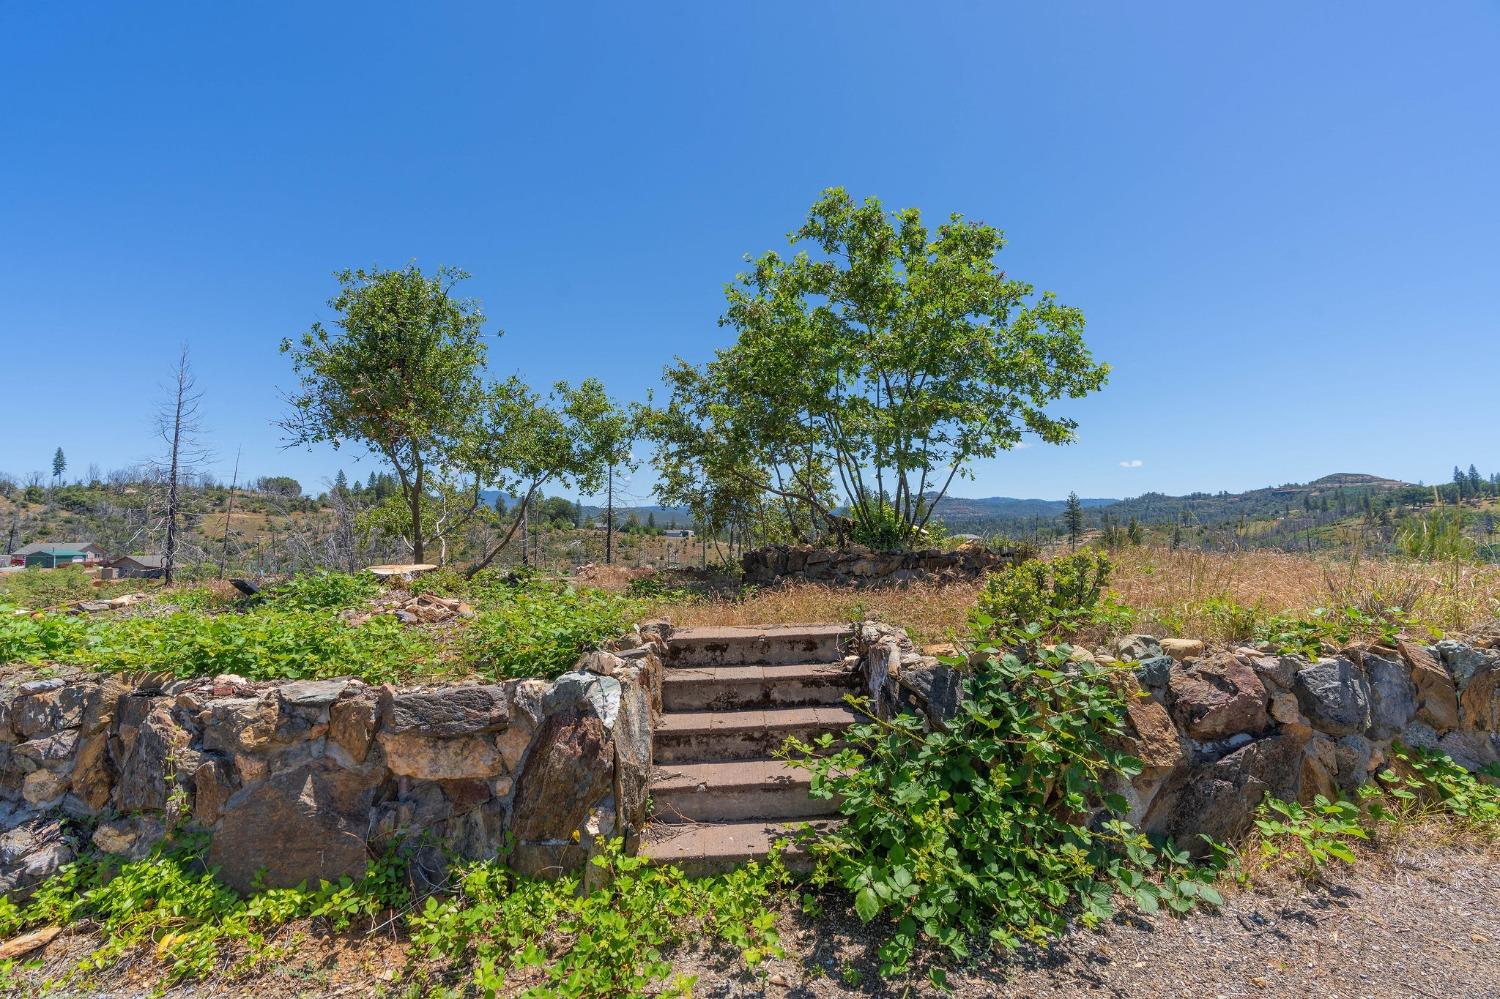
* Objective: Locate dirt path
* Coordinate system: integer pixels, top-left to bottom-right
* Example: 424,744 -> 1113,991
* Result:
675,836 -> 1500,999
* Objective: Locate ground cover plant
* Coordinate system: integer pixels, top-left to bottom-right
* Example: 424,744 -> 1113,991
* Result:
0,570 -> 640,683
0,838 -> 785,999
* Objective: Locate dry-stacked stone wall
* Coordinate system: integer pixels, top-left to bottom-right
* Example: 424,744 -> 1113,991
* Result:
859,623 -> 1500,847
742,544 -> 1028,587
0,625 -> 669,898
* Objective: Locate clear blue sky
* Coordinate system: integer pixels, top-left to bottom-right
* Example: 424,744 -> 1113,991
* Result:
3,2 -> 1496,505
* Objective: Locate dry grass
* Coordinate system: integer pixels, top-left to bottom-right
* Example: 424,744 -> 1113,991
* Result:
1107,545 -> 1500,644
639,545 -> 1500,648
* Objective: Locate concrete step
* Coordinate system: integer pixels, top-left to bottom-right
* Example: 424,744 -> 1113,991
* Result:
660,662 -> 858,711
653,705 -> 858,763
650,759 -> 840,823
666,624 -> 852,667
643,819 -> 836,877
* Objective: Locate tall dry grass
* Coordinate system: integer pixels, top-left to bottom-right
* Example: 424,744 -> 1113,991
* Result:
642,546 -> 1500,647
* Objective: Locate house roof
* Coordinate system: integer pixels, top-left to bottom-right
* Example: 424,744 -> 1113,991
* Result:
13,541 -> 102,556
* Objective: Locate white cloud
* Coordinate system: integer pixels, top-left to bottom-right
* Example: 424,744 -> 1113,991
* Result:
1119,459 -> 1144,468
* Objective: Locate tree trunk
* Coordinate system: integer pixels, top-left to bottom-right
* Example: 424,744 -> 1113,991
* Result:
605,463 -> 614,565
410,461 -> 425,564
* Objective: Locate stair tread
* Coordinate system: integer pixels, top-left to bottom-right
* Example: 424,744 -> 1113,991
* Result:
651,758 -> 811,792
662,662 -> 857,681
667,624 -> 851,644
656,705 -> 858,735
643,819 -> 837,870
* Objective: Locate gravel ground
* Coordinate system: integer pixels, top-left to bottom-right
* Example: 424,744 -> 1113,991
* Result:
6,832 -> 1496,998
676,834 -> 1500,999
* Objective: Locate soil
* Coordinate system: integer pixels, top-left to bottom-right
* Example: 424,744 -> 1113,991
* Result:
5,832 -> 1496,998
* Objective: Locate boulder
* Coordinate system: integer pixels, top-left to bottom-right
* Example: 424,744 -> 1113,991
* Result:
199,696 -> 280,755
1293,658 -> 1371,737
1160,638 -> 1206,662
91,814 -> 165,859
329,690 -> 379,763
1398,638 -> 1460,732
1364,653 -> 1417,739
1134,655 -> 1175,691
12,683 -> 91,740
1152,731 -> 1307,847
192,756 -> 235,825
381,684 -> 512,737
896,660 -> 966,725
0,817 -> 76,899
208,760 -> 380,894
543,672 -> 621,729
114,704 -> 192,813
1167,655 -> 1269,741
1458,661 -> 1500,733
612,667 -> 653,843
1249,655 -> 1300,693
1115,635 -> 1163,661
1434,640 -> 1491,688
509,709 -> 613,842
378,731 -> 503,781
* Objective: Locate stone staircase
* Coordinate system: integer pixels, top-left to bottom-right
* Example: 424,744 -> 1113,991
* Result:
643,624 -> 858,876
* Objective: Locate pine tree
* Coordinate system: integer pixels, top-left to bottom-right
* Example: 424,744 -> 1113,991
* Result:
1062,492 -> 1084,550
333,469 -> 348,493
1468,465 -> 1482,494
51,447 -> 66,482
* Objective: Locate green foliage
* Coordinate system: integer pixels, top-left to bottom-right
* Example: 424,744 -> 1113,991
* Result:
0,566 -> 130,610
784,627 -> 1223,976
974,549 -> 1134,639
653,187 -> 1109,550
1252,796 -> 1367,875
0,837 -> 409,986
1380,742 -> 1500,828
461,574 -> 642,680
406,839 -> 784,999
1395,506 -> 1478,562
1253,604 -> 1411,658
260,570 -> 380,612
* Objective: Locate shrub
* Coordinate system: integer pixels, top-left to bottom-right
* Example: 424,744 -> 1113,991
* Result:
974,549 -> 1133,639
784,623 -> 1223,977
462,575 -> 642,680
260,570 -> 379,613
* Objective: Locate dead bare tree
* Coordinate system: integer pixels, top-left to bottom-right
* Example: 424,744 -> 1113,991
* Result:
153,347 -> 210,585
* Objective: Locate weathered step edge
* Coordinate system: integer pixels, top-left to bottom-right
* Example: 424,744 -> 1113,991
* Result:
666,624 -> 853,666
650,759 -> 840,823
643,819 -> 837,877
661,662 -> 858,711
653,706 -> 857,763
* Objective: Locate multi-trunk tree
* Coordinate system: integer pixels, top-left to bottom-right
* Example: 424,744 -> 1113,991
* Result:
280,264 -> 633,570
652,188 -> 1108,550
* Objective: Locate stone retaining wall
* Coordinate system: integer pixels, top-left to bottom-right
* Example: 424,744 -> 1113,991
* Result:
742,544 -> 1027,587
0,625 -> 669,898
858,624 -> 1500,848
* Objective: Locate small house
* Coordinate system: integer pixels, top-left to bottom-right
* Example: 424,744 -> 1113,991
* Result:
109,555 -> 166,579
662,529 -> 695,539
11,542 -> 107,568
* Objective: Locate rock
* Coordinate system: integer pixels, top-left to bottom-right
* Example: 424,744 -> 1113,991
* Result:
18,679 -> 64,696
278,679 -> 350,711
1333,733 -> 1374,794
578,650 -> 629,678
1115,635 -> 1163,661
21,768 -> 70,805
1160,638 -> 1206,662
378,731 -> 503,781
200,696 -> 280,755
1365,653 -> 1418,739
91,815 -> 165,858
1293,658 -> 1371,737
896,660 -> 966,725
1154,731 -> 1307,847
510,709 -> 613,842
193,756 -> 235,825
208,760 -> 380,894
1134,655 -> 1175,691
0,817 -> 75,899
1435,640 -> 1491,688
381,685 -> 511,737
1459,661 -> 1500,733
1249,655 -> 1301,693
1399,638 -> 1460,732
14,729 -> 80,770
12,683 -> 90,740
1437,729 -> 1499,770
1168,655 -> 1269,740
1301,734 -> 1339,802
114,703 -> 191,813
543,672 -> 621,729
611,667 -> 653,843
1269,690 -> 1307,726
329,690 -> 379,763
1398,720 -> 1442,753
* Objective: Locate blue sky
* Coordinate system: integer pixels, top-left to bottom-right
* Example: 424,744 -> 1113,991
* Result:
2,2 -> 1496,505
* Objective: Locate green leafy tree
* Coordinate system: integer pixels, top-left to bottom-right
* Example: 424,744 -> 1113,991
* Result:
654,188 -> 1107,549
1063,491 -> 1084,550
280,264 -> 495,564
